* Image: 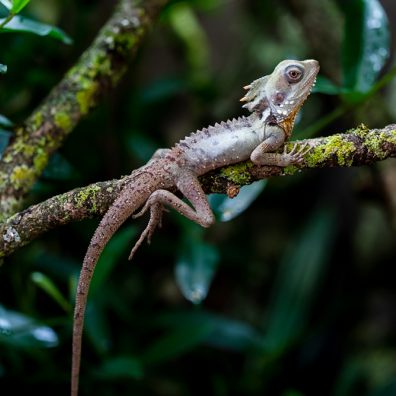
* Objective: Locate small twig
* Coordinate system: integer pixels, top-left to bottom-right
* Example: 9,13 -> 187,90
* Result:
1,123 -> 396,259
0,13 -> 15,29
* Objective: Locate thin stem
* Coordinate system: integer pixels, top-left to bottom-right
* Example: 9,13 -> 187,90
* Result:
0,12 -> 15,29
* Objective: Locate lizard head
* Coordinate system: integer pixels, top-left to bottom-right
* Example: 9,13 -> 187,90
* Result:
240,59 -> 319,124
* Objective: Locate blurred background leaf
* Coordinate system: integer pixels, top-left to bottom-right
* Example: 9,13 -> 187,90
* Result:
263,208 -> 336,353
0,15 -> 72,43
0,304 -> 58,349
31,271 -> 70,312
340,0 -> 390,95
175,221 -> 220,304
0,0 -> 12,10
10,0 -> 30,14
209,180 -> 267,222
0,129 -> 12,158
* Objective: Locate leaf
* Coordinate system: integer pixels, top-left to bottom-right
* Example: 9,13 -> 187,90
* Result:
154,310 -> 263,352
42,153 -> 77,181
10,0 -> 30,14
175,223 -> 219,304
31,272 -> 71,312
282,391 -> 305,396
0,129 -> 12,159
333,359 -> 363,396
167,2 -> 210,84
263,209 -> 336,353
0,304 -> 58,348
97,356 -> 144,380
85,302 -> 111,355
369,379 -> 396,396
141,322 -> 214,365
208,180 -> 267,222
140,77 -> 185,104
313,75 -> 343,95
0,63 -> 6,73
205,315 -> 263,351
341,0 -> 390,93
0,15 -> 72,44
0,0 -> 12,10
0,114 -> 13,127
90,225 -> 138,296
127,132 -> 160,163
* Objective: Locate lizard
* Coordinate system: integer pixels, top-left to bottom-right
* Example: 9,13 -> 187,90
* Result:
71,58 -> 320,396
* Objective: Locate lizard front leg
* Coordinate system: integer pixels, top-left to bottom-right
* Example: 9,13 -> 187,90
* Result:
251,125 -> 309,167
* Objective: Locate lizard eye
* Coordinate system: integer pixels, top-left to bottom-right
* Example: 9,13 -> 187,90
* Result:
285,65 -> 304,83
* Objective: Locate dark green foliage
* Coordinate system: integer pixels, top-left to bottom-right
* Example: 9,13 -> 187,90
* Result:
1,0 -> 396,395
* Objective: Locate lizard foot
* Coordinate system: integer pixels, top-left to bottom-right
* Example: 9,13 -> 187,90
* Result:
129,203 -> 165,260
132,197 -> 152,219
282,142 -> 311,165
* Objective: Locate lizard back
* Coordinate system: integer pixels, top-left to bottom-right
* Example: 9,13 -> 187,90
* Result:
174,115 -> 262,174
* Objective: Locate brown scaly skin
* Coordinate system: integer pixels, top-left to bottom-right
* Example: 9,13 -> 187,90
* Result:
71,59 -> 319,396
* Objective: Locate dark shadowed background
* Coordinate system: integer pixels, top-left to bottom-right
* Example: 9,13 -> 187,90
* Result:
1,0 -> 396,395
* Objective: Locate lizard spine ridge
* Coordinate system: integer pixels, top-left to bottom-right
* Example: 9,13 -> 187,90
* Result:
175,116 -> 251,149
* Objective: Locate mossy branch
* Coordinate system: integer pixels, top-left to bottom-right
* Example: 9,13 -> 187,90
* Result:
0,0 -> 168,218
1,123 -> 396,258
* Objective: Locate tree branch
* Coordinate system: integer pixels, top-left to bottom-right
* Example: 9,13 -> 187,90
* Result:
1,123 -> 396,259
0,0 -> 168,219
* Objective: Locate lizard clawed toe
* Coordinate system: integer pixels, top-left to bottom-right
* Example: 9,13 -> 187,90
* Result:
132,201 -> 150,219
283,142 -> 311,165
129,203 -> 164,260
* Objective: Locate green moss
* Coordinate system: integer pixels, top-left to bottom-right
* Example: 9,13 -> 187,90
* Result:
31,111 -> 43,130
282,165 -> 298,175
116,31 -> 137,50
382,129 -> 396,146
364,132 -> 383,157
353,123 -> 370,139
99,56 -> 112,77
10,165 -> 36,190
76,81 -> 99,115
3,138 -> 36,163
75,185 -> 101,213
306,135 -> 356,167
363,130 -> 396,160
54,111 -> 72,131
220,161 -> 253,185
33,149 -> 48,172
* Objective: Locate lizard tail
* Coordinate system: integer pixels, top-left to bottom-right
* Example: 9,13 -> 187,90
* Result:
71,171 -> 157,396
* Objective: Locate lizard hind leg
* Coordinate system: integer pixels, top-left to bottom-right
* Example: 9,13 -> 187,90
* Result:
129,202 -> 165,260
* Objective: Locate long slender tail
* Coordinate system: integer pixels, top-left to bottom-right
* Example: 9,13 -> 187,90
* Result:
71,171 -> 157,396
